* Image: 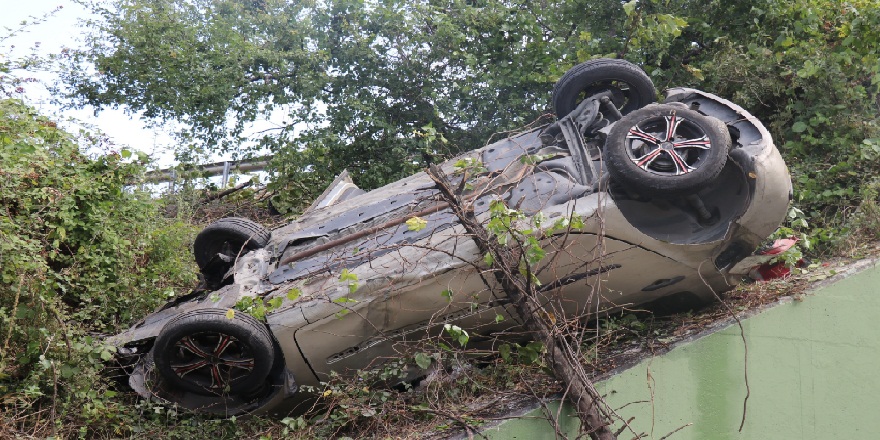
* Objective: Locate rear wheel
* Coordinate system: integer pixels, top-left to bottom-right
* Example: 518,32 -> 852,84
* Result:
152,309 -> 275,396
604,104 -> 732,197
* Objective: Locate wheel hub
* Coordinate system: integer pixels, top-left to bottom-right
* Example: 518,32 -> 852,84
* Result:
624,114 -> 713,176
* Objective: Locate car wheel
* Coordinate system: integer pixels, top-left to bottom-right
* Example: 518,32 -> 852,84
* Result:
193,217 -> 270,270
552,58 -> 656,118
152,308 -> 275,396
604,104 -> 732,197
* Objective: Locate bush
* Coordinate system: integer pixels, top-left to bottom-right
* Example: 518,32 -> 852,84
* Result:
0,98 -> 198,437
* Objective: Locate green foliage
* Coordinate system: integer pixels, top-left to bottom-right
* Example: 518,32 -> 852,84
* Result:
0,98 -> 198,437
233,295 -> 284,321
64,0 -> 621,210
498,341 -> 545,365
485,200 -> 526,246
849,180 -> 880,240
414,352 -> 433,370
602,314 -> 647,333
452,157 -> 488,175
64,0 -> 880,243
763,207 -> 813,271
301,364 -> 407,437
406,216 -> 428,232
338,268 -> 359,294
0,100 -> 197,330
484,200 -> 584,288
442,324 -> 470,348
230,287 -> 306,321
440,289 -> 454,302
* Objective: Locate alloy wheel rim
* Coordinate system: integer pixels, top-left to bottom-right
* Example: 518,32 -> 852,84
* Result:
169,331 -> 255,391
624,112 -> 712,176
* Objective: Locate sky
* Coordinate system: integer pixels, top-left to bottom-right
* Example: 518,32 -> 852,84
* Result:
2,0 -> 186,168
3,1 -> 301,186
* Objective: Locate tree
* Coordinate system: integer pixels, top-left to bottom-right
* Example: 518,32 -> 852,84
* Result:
1,7 -> 64,98
63,0 -> 880,244
62,0 -> 636,211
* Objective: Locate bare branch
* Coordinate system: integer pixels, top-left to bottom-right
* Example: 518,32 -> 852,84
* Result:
426,164 -> 617,440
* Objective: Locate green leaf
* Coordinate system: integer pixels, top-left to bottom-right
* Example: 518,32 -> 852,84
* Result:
267,296 -> 283,310
406,216 -> 428,231
287,288 -> 301,301
441,289 -> 453,302
499,344 -> 512,361
443,324 -> 469,347
414,352 -> 432,369
225,309 -> 235,320
519,153 -> 554,165
61,365 -> 79,378
519,341 -> 544,364
792,121 -> 808,133
339,269 -> 358,283
339,269 -> 359,293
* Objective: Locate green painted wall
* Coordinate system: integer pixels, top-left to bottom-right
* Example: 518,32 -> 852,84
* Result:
483,262 -> 880,439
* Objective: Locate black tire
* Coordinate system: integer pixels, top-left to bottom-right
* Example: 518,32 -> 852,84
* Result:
152,308 -> 275,396
193,217 -> 270,270
552,58 -> 656,118
605,104 -> 732,197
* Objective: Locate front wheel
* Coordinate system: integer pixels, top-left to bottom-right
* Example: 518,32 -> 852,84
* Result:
552,58 -> 656,118
604,104 -> 732,197
193,217 -> 270,270
194,217 -> 270,288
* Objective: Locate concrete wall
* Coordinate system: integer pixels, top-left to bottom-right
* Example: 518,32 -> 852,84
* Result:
481,260 -> 880,439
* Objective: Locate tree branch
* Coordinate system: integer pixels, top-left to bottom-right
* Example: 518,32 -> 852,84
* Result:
426,164 -> 617,440
199,181 -> 253,205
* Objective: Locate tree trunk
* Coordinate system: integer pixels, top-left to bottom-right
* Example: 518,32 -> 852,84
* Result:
427,164 -> 616,440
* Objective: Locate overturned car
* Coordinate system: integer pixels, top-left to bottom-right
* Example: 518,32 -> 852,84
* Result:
111,59 -> 791,415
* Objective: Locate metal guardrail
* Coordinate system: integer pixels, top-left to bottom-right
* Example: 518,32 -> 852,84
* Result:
143,155 -> 272,187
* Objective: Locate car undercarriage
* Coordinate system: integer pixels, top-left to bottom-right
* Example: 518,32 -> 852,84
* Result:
110,59 -> 791,416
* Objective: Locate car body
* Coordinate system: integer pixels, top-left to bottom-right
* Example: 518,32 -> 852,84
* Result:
111,60 -> 791,416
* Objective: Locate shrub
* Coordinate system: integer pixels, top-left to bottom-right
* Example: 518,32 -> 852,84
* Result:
0,98 -> 198,437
